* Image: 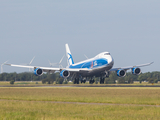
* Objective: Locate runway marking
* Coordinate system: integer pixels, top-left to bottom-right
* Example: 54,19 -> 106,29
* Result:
0,99 -> 160,107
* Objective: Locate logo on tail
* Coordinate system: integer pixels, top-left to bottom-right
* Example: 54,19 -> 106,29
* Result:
68,53 -> 74,65
65,44 -> 74,66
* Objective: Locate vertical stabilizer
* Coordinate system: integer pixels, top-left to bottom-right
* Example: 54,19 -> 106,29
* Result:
65,44 -> 74,66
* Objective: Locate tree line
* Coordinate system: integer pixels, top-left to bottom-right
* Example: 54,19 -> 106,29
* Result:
0,71 -> 160,84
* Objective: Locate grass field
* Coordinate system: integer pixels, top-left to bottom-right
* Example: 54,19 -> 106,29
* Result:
0,87 -> 160,120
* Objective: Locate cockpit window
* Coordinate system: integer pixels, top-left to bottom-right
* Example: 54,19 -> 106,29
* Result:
104,53 -> 110,55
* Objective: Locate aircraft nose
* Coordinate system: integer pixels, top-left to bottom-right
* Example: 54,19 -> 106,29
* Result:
108,56 -> 114,65
108,56 -> 112,63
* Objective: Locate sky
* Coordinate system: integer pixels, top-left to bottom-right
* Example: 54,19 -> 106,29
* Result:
0,0 -> 159,73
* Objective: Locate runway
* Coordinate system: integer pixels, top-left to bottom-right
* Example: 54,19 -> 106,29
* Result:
1,85 -> 160,87
0,99 -> 160,107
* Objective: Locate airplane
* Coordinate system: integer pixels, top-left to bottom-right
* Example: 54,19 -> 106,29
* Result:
5,44 -> 153,84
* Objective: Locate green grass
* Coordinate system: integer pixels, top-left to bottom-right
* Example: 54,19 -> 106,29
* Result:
0,100 -> 160,120
1,87 -> 160,105
0,81 -> 43,85
0,87 -> 160,119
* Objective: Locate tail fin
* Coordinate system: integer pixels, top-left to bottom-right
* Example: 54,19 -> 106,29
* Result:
65,44 -> 74,66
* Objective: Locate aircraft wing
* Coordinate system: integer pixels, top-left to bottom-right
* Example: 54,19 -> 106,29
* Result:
5,63 -> 90,73
110,62 -> 154,71
5,63 -> 61,73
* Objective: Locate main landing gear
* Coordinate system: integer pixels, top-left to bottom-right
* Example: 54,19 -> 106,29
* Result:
100,77 -> 105,84
73,78 -> 79,84
89,79 -> 95,84
81,79 -> 86,84
74,78 -> 87,84
73,77 -> 105,84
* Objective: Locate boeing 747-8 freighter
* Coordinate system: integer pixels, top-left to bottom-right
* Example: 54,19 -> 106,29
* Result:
5,44 -> 153,84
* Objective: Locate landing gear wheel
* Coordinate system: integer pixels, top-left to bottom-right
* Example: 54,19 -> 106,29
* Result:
76,78 -> 79,84
89,80 -> 95,84
73,79 -> 76,84
81,79 -> 86,84
81,80 -> 83,84
74,78 -> 79,84
100,78 -> 105,84
89,80 -> 92,84
93,80 -> 95,83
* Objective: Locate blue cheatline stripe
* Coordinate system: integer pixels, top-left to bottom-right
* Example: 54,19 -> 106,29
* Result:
69,58 -> 108,69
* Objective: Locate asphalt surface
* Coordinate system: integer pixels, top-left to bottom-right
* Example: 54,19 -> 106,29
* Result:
0,99 -> 160,107
1,85 -> 160,87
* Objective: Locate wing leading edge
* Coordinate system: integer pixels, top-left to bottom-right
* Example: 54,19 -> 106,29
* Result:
5,61 -> 153,73
5,63 -> 90,73
110,62 -> 154,71
5,63 -> 61,73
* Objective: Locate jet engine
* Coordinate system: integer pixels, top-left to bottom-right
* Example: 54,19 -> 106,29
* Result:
132,67 -> 141,75
117,69 -> 126,77
34,68 -> 43,76
60,70 -> 70,78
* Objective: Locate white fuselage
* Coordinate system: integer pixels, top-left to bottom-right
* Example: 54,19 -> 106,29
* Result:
68,52 -> 114,77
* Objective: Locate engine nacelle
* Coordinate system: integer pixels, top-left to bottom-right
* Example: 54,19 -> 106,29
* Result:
34,68 -> 43,76
117,69 -> 126,77
132,67 -> 141,75
60,70 -> 70,78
